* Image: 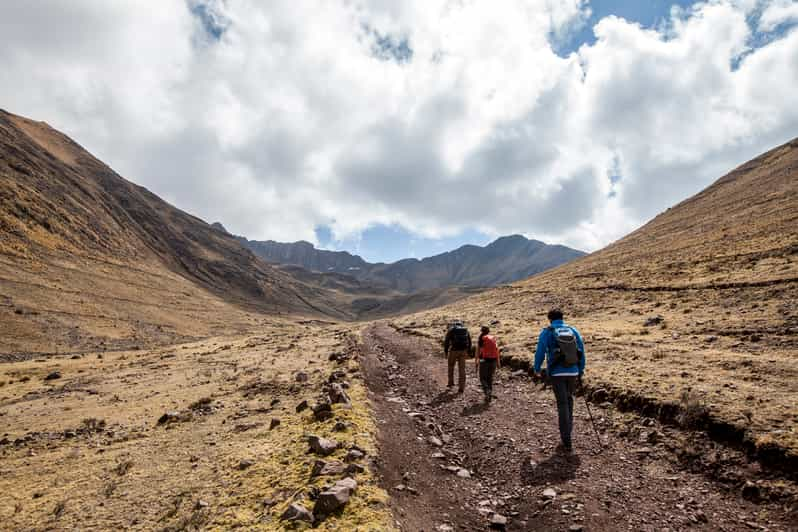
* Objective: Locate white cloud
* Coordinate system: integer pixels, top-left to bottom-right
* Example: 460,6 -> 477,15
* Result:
0,0 -> 796,253
759,0 -> 798,32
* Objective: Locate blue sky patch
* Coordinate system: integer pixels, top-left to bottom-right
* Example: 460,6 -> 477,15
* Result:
556,0 -> 699,55
315,224 -> 491,264
189,0 -> 229,41
364,25 -> 414,64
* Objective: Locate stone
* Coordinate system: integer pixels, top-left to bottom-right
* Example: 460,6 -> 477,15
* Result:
741,481 -> 760,501
238,459 -> 255,470
311,460 -> 346,477
643,316 -> 663,327
705,335 -> 718,343
295,400 -> 309,413
490,513 -> 508,529
269,418 -> 280,430
314,478 -> 357,518
294,371 -> 309,383
281,502 -> 314,523
328,370 -> 347,383
308,435 -> 339,456
345,463 -> 366,475
345,449 -> 365,462
569,525 -> 584,531
542,488 -> 557,499
429,436 -> 443,447
44,371 -> 62,381
328,383 -> 351,405
333,421 -> 348,432
313,402 -> 334,422
195,500 -> 209,509
456,468 -> 471,478
157,411 -> 188,425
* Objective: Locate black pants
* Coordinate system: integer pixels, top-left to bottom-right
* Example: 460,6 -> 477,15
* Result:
551,376 -> 577,447
479,359 -> 497,397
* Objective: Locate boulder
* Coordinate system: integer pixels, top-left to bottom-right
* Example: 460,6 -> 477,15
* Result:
238,459 -> 255,470
328,383 -> 351,405
490,513 -> 508,529
345,449 -> 365,462
308,435 -> 339,456
294,371 -> 309,383
313,402 -> 334,422
281,502 -> 314,523
311,460 -> 346,477
314,478 -> 357,518
295,399 -> 309,413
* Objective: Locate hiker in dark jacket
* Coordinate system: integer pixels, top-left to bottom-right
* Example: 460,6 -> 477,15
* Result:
476,326 -> 501,403
444,320 -> 472,393
533,309 -> 585,452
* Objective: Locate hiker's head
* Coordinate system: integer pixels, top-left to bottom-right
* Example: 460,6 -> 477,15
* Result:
480,325 -> 490,335
547,308 -> 564,322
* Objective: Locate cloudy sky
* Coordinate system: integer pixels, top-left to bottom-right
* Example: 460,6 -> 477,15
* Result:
1,1 -> 797,262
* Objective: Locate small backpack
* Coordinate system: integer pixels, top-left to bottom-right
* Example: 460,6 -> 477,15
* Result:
480,334 -> 499,359
550,326 -> 582,367
450,326 -> 469,350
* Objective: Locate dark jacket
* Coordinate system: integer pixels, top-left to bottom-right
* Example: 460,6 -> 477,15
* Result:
444,326 -> 472,353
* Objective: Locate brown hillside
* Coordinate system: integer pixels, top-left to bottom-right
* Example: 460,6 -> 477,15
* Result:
0,110 -> 354,357
397,138 -> 798,469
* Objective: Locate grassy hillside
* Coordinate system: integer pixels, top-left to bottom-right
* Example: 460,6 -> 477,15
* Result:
394,138 -> 798,467
0,110 -> 364,358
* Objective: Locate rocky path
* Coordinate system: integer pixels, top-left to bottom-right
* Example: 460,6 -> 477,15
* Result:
359,323 -> 795,531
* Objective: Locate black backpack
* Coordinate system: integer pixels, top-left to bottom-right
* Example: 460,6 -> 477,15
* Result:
550,326 -> 582,367
450,326 -> 469,350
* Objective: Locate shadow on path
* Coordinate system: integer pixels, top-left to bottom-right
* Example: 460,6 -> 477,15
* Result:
520,451 -> 581,486
429,390 -> 459,407
461,401 -> 490,417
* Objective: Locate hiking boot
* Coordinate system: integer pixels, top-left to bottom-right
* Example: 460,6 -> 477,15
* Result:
557,442 -> 573,453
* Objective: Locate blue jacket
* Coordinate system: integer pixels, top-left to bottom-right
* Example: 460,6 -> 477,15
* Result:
533,320 -> 585,377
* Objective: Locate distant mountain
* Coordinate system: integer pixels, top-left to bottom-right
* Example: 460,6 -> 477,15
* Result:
229,232 -> 585,293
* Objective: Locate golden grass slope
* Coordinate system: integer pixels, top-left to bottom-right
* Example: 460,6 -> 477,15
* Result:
395,137 -> 798,462
0,320 -> 393,531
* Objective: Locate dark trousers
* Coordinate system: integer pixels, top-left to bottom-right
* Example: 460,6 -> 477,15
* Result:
479,359 -> 497,397
551,376 -> 577,446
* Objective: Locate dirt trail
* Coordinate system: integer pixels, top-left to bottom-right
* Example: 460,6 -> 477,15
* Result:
360,323 -> 795,531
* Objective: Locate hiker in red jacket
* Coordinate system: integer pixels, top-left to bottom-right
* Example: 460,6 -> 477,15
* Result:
476,326 -> 501,403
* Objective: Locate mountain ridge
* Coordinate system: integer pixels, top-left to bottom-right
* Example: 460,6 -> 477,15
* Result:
229,231 -> 585,292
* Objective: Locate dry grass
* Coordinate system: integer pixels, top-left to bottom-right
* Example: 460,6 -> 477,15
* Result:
0,322 -> 393,530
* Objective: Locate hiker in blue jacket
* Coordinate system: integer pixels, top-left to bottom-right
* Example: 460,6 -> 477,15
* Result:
533,308 -> 585,452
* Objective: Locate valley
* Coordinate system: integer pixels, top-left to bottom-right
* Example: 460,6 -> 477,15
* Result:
1,110 -> 796,530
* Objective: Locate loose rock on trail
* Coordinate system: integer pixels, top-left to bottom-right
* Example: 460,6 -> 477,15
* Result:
360,323 -> 795,531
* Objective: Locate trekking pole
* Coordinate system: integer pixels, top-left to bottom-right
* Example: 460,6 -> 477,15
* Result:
582,391 -> 604,451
